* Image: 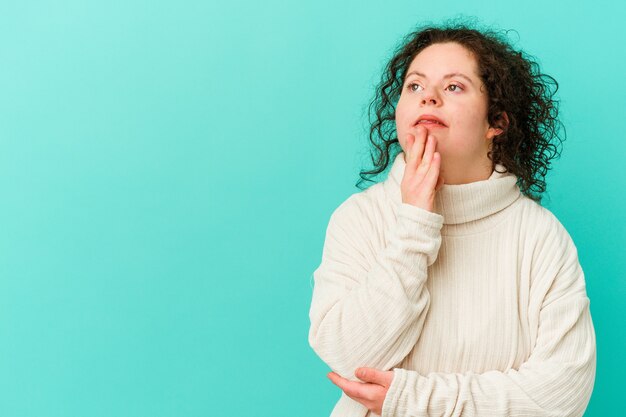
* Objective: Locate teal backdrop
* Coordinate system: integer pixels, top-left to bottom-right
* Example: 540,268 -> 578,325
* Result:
0,1 -> 623,416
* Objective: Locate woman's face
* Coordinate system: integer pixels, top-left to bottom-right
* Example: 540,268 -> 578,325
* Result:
395,42 -> 504,179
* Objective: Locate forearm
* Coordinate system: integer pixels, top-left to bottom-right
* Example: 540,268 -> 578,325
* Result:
309,203 -> 444,379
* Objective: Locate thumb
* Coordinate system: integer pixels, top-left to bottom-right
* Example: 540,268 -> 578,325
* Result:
355,367 -> 383,384
435,175 -> 445,192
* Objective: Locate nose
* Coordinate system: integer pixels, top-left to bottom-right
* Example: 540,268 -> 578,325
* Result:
421,88 -> 440,106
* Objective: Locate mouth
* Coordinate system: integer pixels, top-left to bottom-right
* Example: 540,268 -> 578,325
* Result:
414,115 -> 447,128
416,121 -> 447,128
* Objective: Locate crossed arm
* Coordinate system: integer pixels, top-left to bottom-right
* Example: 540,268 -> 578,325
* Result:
308,198 -> 445,380
309,198 -> 596,416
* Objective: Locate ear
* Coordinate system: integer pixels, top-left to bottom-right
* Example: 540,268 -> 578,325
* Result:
487,111 -> 509,139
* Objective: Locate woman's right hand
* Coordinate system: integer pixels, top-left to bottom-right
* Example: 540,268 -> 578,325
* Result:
401,125 -> 445,213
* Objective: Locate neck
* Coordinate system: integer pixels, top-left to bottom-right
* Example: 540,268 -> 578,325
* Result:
385,151 -> 522,226
438,156 -> 494,185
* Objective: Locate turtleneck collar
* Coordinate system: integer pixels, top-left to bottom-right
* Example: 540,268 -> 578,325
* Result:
383,152 -> 522,225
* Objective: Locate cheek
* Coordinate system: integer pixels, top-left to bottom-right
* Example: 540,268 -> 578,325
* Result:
451,110 -> 484,136
460,99 -> 489,127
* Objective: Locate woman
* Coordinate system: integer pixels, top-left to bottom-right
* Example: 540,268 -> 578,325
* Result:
308,21 -> 596,417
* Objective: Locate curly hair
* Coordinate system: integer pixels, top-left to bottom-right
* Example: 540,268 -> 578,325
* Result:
356,18 -> 566,204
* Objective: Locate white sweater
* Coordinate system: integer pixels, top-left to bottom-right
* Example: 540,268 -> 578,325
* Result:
308,152 -> 596,417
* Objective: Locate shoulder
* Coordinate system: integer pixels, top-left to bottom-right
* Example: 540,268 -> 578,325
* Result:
320,183 -> 395,259
318,184 -> 388,268
517,195 -> 581,275
515,198 -> 591,310
518,196 -> 576,242
327,182 -> 388,233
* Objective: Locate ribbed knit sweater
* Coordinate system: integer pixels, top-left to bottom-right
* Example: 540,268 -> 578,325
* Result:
308,152 -> 596,417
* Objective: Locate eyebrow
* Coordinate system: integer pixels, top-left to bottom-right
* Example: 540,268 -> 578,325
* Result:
404,71 -> 475,86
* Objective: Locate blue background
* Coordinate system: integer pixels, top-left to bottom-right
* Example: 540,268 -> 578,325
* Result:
0,1 -> 623,416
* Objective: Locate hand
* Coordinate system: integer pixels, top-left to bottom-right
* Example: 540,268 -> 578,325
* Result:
401,125 -> 444,212
327,367 -> 394,415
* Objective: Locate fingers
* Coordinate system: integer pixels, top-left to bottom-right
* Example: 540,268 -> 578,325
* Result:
404,127 -> 442,190
407,125 -> 427,168
424,151 -> 442,190
416,128 -> 441,187
400,125 -> 443,210
434,163 -> 445,191
418,132 -> 436,172
327,372 -> 373,401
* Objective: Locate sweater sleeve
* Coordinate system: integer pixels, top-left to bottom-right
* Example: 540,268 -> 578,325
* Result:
380,216 -> 597,417
308,197 -> 444,381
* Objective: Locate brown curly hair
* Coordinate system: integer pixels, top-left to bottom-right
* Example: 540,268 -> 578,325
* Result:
356,18 -> 566,204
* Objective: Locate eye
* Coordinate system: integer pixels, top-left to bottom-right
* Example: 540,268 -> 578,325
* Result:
405,82 -> 464,93
406,82 -> 422,92
446,83 -> 463,92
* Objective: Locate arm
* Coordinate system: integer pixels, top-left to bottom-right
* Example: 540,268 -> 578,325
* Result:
308,196 -> 444,381
381,218 -> 597,417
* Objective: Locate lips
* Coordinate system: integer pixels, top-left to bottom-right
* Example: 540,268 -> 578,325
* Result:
414,114 -> 447,127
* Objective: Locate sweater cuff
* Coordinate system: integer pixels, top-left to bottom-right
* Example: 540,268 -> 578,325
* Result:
381,367 -> 411,417
396,203 -> 444,266
398,203 -> 444,230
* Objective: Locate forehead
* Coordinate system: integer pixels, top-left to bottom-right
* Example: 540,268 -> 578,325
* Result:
408,42 -> 479,75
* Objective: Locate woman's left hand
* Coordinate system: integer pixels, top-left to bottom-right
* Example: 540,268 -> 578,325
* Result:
327,367 -> 394,415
